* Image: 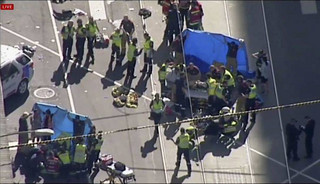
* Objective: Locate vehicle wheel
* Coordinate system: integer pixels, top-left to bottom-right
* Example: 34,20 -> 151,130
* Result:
17,79 -> 29,95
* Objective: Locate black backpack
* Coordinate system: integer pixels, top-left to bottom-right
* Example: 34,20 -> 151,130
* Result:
114,161 -> 126,171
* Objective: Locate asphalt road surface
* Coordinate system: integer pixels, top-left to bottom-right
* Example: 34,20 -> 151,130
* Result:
1,0 -> 320,183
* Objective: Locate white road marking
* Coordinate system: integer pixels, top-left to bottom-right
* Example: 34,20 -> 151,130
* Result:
0,26 -> 152,102
260,1 -> 291,183
47,0 -> 76,113
223,1 -> 254,183
300,0 -> 317,15
281,158 -> 320,183
139,1 -> 169,183
88,0 -> 107,20
248,146 -> 320,184
0,26 -> 59,57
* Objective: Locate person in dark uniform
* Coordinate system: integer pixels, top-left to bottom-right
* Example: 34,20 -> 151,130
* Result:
300,116 -> 315,159
167,3 -> 182,45
285,118 -> 302,161
74,18 -> 87,65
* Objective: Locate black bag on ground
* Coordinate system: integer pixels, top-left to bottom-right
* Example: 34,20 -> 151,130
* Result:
139,8 -> 152,19
114,161 -> 126,172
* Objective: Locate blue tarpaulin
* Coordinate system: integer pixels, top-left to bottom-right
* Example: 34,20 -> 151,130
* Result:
32,102 -> 93,141
182,29 -> 255,78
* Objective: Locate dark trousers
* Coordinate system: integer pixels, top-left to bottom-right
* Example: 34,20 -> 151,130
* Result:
305,136 -> 313,157
141,53 -> 153,74
87,151 -> 99,174
87,36 -> 95,59
176,147 -> 191,173
287,140 -> 299,160
62,38 -> 73,61
75,37 -> 86,63
111,44 -> 121,65
151,111 -> 162,125
179,8 -> 189,30
60,164 -> 71,180
168,28 -> 180,45
243,98 -> 256,130
127,59 -> 136,78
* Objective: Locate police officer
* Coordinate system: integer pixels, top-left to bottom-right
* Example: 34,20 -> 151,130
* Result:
149,93 -> 165,135
57,142 -> 71,180
175,128 -> 191,177
86,16 -> 99,64
300,116 -> 315,159
158,63 -> 168,94
285,118 -> 301,161
167,3 -> 182,45
140,33 -> 154,75
242,80 -> 257,131
110,28 -> 122,67
61,20 -> 75,62
74,19 -> 86,65
126,38 -> 143,79
206,74 -> 217,112
73,138 -> 87,171
186,122 -> 197,148
88,131 -> 104,174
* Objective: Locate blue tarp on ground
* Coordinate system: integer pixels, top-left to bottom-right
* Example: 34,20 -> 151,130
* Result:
32,102 -> 93,140
182,29 -> 255,78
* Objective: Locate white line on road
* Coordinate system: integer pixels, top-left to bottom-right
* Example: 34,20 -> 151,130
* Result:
0,26 -> 59,57
88,0 -> 107,20
300,0 -> 317,15
47,0 -> 76,113
260,1 -> 291,183
223,1 -> 254,183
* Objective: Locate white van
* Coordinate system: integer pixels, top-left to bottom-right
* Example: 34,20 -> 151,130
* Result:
0,45 -> 35,99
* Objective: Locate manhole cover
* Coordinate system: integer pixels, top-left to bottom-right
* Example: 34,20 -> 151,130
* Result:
33,87 -> 55,99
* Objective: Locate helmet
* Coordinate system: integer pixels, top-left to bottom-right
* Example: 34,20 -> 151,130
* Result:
219,107 -> 230,115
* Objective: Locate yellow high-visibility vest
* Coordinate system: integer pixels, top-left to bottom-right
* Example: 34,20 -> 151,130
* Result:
207,78 -> 217,96
222,70 -> 235,87
178,133 -> 190,149
152,100 -> 164,111
215,84 -> 224,99
111,32 -> 122,47
76,26 -> 86,38
127,44 -> 136,62
73,144 -> 86,164
94,139 -> 103,151
158,64 -> 167,81
58,151 -> 71,165
144,39 -> 153,51
248,84 -> 257,99
86,22 -> 98,37
62,26 -> 75,40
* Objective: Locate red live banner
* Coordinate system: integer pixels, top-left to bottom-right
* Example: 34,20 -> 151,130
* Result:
1,4 -> 14,10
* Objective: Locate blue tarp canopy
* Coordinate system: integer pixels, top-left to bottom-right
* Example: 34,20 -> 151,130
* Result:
32,102 -> 93,140
182,29 -> 255,78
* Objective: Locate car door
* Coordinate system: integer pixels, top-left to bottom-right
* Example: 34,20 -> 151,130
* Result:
0,63 -> 21,98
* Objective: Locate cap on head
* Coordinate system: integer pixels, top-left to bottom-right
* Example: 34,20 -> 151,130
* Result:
22,112 -> 30,118
132,38 -> 138,44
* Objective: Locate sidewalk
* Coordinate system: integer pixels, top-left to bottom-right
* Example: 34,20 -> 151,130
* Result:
141,1 -> 253,183
0,80 -> 13,183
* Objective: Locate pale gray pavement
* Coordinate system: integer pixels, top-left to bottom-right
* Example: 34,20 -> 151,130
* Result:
1,0 -> 320,184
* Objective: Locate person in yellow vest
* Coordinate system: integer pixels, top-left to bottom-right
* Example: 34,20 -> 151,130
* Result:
140,33 -> 154,75
73,138 -> 87,171
214,81 -> 229,114
126,38 -> 143,79
175,127 -> 192,177
88,131 -> 104,174
158,63 -> 168,94
219,65 -> 235,92
74,19 -> 87,65
149,93 -> 165,135
57,142 -> 71,180
218,107 -> 238,135
186,122 -> 197,149
109,28 -> 122,68
61,20 -> 75,63
243,79 -> 257,131
86,16 -> 99,64
206,74 -> 218,110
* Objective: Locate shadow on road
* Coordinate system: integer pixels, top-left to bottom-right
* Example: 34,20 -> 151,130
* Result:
140,128 -> 158,158
51,61 -> 65,87
100,62 -> 127,90
170,166 -> 189,184
4,91 -> 29,116
162,113 -> 180,140
153,40 -> 170,67
134,73 -> 150,97
67,60 -> 91,85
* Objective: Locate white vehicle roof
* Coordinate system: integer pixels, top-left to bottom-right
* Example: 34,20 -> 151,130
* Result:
1,45 -> 22,67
